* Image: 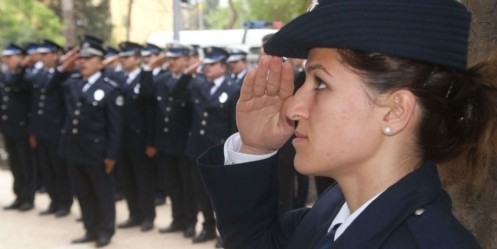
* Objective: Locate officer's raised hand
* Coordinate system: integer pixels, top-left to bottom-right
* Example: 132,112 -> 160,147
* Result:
237,55 -> 295,155
147,53 -> 166,69
58,46 -> 79,72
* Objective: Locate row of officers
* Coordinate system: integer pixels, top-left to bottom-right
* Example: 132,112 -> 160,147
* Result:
0,35 -> 250,248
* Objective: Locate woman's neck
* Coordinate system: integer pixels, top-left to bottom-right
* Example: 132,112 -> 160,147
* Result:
335,156 -> 420,212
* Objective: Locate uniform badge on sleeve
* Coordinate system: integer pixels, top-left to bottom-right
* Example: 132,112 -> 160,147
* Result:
94,89 -> 105,101
116,96 -> 124,106
218,92 -> 228,104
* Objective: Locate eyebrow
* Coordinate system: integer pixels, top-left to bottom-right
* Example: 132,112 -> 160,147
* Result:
305,63 -> 331,76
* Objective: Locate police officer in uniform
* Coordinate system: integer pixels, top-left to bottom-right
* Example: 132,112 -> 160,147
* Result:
226,48 -> 248,86
185,47 -> 240,243
0,44 -> 35,212
140,42 -> 168,206
52,36 -> 123,248
28,39 -> 73,217
142,43 -> 198,238
114,41 -> 156,232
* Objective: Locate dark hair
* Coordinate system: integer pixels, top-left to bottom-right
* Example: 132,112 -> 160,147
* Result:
337,49 -> 497,181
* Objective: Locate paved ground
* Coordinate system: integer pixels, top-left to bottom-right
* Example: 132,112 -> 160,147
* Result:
0,168 -> 217,249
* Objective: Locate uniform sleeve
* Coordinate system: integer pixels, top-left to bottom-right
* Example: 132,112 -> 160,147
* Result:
47,70 -> 70,90
197,145 -> 308,249
104,88 -> 123,160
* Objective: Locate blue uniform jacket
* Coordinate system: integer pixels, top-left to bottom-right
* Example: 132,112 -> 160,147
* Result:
27,69 -> 65,140
0,70 -> 30,139
185,76 -> 239,160
198,144 -> 482,249
141,72 -> 193,155
114,70 -> 153,152
51,71 -> 123,165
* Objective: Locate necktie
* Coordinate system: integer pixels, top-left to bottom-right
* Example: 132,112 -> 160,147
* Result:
204,81 -> 215,96
313,223 -> 341,249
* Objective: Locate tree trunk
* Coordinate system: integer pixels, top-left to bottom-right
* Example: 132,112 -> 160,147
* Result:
439,1 -> 497,249
61,0 -> 75,46
125,0 -> 134,41
225,0 -> 238,29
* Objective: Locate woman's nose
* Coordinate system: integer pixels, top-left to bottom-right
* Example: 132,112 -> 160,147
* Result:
285,88 -> 309,121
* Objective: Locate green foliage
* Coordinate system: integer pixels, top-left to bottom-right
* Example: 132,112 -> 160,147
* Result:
0,0 -> 63,49
245,0 -> 308,23
41,0 -> 113,45
205,1 -> 247,29
203,0 -> 308,29
74,0 -> 112,44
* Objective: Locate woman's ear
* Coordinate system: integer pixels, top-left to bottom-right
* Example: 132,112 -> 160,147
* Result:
381,89 -> 417,136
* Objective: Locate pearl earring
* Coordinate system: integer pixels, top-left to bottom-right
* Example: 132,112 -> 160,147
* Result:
383,127 -> 393,136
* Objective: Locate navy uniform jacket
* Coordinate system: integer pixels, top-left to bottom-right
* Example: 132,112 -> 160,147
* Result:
141,71 -> 193,155
185,76 -> 239,160
27,69 -> 65,140
113,70 -> 153,153
51,71 -> 123,165
0,70 -> 30,139
198,145 -> 482,249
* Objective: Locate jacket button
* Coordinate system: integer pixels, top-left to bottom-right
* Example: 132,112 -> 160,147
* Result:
72,119 -> 78,125
38,110 -> 44,115
168,97 -> 173,101
201,120 -> 207,126
164,117 -> 169,123
72,128 -> 78,134
1,105 -> 6,110
74,110 -> 80,116
163,128 -> 169,133
2,115 -> 7,120
77,102 -> 82,107
40,95 -> 46,100
157,96 -> 162,101
203,112 -> 208,117
3,96 -> 9,101
166,107 -> 171,112
414,208 -> 425,216
199,129 -> 205,135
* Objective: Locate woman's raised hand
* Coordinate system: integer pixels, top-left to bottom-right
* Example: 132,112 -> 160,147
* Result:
236,56 -> 295,155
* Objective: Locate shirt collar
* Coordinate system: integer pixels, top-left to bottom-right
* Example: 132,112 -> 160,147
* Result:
86,71 -> 102,85
126,67 -> 141,82
330,191 -> 383,240
212,75 -> 225,87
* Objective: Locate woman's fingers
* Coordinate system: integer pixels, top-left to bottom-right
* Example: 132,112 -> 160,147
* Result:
239,69 -> 255,102
239,55 -> 293,102
266,57 -> 283,96
253,56 -> 270,97
279,61 -> 295,99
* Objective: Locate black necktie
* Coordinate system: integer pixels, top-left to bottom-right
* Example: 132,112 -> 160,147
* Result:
314,223 -> 341,249
204,81 -> 215,96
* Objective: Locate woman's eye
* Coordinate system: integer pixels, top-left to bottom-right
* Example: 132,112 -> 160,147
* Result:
315,78 -> 327,90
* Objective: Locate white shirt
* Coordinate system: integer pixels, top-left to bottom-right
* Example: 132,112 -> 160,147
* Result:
82,71 -> 102,92
223,132 -> 382,241
210,75 -> 225,95
126,67 -> 141,84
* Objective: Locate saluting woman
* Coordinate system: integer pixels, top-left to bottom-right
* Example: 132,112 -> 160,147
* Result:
197,0 -> 497,248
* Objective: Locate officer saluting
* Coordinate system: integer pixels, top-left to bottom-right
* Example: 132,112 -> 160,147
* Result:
114,41 -> 156,232
51,36 -> 123,248
226,48 -> 248,86
185,46 -> 240,244
0,43 -> 35,212
28,39 -> 73,217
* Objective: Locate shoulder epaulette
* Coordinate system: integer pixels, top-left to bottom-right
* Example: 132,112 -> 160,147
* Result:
104,77 -> 119,88
71,72 -> 81,78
